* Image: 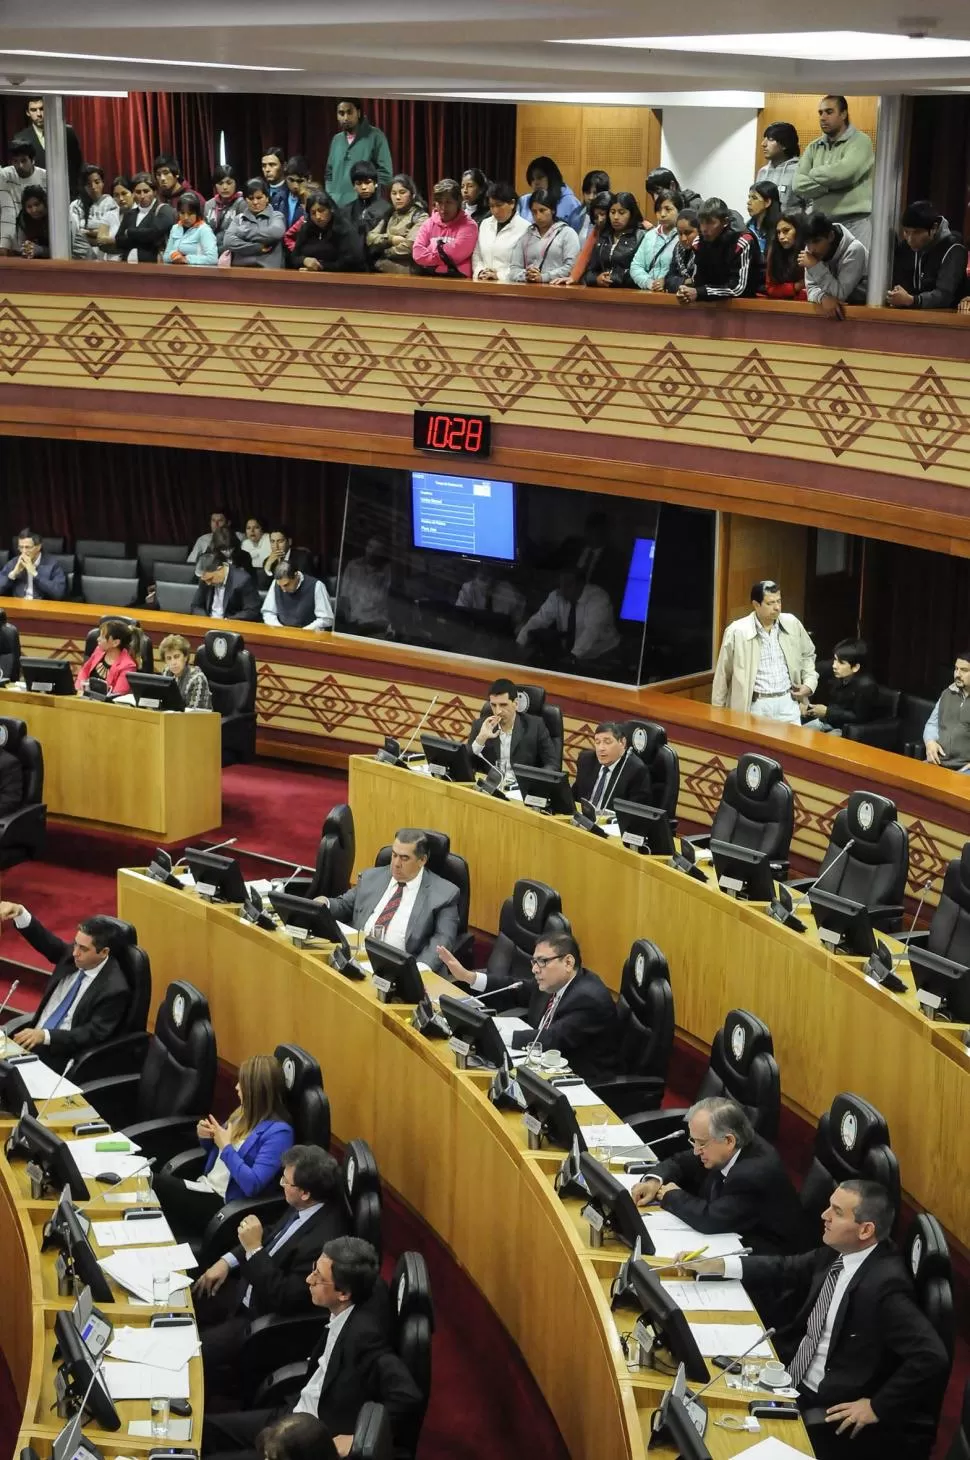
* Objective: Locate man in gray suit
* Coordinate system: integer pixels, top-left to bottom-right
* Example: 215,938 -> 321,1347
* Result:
321,829 -> 460,973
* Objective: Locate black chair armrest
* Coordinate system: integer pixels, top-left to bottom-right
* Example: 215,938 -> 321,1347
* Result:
80,1072 -> 142,1129
894,930 -> 930,947
842,720 -> 901,752
122,1115 -> 207,1168
251,1359 -> 310,1410
870,904 -> 906,934
903,741 -> 927,760
628,1106 -> 690,1149
197,1193 -> 288,1268
784,877 -> 814,893
682,832 -> 711,850
589,1074 -> 666,1119
2,1012 -> 35,1039
160,1148 -> 206,1181
241,1314 -> 328,1389
0,802 -> 47,846
72,1032 -> 150,1086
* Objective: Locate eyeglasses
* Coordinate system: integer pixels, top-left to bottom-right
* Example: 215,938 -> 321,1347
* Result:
531,954 -> 562,969
688,1136 -> 714,1150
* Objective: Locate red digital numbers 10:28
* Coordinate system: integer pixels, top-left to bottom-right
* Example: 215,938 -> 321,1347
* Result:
426,414 -> 483,452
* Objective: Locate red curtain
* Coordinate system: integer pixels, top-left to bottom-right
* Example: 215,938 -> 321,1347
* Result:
907,97 -> 970,239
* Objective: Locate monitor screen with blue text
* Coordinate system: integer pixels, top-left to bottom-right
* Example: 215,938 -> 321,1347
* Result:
411,471 -> 516,562
619,538 -> 657,623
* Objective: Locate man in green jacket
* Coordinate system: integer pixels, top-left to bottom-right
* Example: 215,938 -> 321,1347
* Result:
793,95 -> 874,251
325,98 -> 394,209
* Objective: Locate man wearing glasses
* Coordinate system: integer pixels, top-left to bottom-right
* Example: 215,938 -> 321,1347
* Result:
438,932 -> 620,1085
630,1096 -> 807,1255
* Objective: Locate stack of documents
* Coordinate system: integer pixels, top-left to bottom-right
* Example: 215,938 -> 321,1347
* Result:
103,1361 -> 192,1401
610,1191 -> 747,1259
67,1134 -> 146,1181
102,1320 -> 199,1402
687,1323 -> 773,1358
100,1244 -> 198,1303
2,1058 -> 84,1101
580,1123 -> 654,1158
660,1279 -> 756,1314
92,1212 -> 176,1247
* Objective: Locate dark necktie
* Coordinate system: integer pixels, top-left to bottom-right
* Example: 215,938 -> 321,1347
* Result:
565,598 -> 578,652
241,1208 -> 303,1309
374,881 -> 406,935
788,1256 -> 845,1386
591,764 -> 609,809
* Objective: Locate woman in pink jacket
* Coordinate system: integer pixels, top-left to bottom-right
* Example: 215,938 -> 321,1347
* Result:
75,619 -> 138,697
411,178 -> 478,277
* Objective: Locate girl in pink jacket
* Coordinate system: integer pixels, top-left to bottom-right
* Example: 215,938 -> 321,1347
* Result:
412,178 -> 478,277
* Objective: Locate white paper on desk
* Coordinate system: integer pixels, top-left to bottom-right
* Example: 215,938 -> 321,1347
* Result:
661,1280 -> 756,1314
3,1060 -> 83,1101
102,1191 -> 160,1206
102,1360 -> 191,1400
100,1255 -> 192,1304
92,1214 -> 175,1247
107,1325 -> 200,1370
730,1440 -> 808,1460
646,1227 -> 746,1259
67,1133 -> 143,1180
493,1016 -> 532,1045
558,1082 -> 607,1109
688,1323 -> 772,1358
580,1123 -> 644,1150
115,1243 -> 197,1275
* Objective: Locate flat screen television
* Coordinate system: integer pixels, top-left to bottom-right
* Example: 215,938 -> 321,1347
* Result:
411,470 -> 516,562
619,537 -> 657,624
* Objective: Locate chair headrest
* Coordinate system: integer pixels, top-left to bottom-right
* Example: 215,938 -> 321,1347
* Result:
906,1213 -> 951,1284
0,718 -> 27,755
734,752 -> 783,802
390,1251 -> 433,1323
419,829 -> 450,864
514,684 -> 545,716
161,980 -> 209,1036
828,1092 -> 888,1161
623,939 -> 670,992
512,878 -> 560,932
846,790 -> 897,843
960,843 -> 970,892
201,629 -> 245,665
722,1008 -> 772,1075
623,720 -> 667,762
323,803 -> 354,847
0,609 -> 7,628
100,613 -> 139,627
274,1043 -> 322,1101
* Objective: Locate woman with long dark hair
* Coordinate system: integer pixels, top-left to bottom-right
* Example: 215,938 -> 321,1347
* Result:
69,163 -> 120,259
747,180 -> 782,255
367,174 -> 428,274
508,188 -> 579,283
461,168 -> 490,226
472,180 -> 530,281
287,190 -> 365,272
103,172 -> 176,264
763,210 -> 809,299
517,155 -> 583,230
630,188 -> 683,290
553,190 -> 612,286
664,208 -> 699,292
204,164 -> 246,251
585,190 -> 646,288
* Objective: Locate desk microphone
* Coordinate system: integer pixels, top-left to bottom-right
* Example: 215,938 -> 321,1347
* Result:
466,981 -> 524,1004
202,836 -> 238,855
790,838 -> 856,912
687,1325 -> 776,1403
63,1341 -> 108,1433
0,978 -> 22,1032
35,1058 -> 77,1122
623,1128 -> 696,1171
866,876 -> 938,990
398,694 -> 440,762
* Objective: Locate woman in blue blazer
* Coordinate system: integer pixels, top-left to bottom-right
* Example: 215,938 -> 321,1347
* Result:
154,1053 -> 294,1243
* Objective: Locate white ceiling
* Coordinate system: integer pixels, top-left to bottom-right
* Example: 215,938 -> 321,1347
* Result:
3,1 -> 970,100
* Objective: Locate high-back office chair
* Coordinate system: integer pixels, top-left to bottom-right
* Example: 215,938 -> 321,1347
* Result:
344,1137 -> 383,1258
903,1212 -> 955,1364
623,720 -> 680,827
479,684 -> 564,770
154,581 -> 198,613
195,629 -> 258,765
0,716 -> 46,870
68,931 -> 152,1085
485,878 -> 571,986
901,843 -> 970,968
136,543 -> 189,580
799,1093 -> 900,1242
374,828 -> 474,963
591,940 -> 675,1118
793,790 -> 909,933
75,539 -> 128,559
301,804 -> 356,900
350,1403 -> 393,1460
82,555 -> 139,579
3,915 -> 136,1043
630,1008 -> 781,1146
391,1259 -> 433,1459
697,752 -> 794,876
154,561 -> 198,585
83,617 -> 154,673
81,574 -> 139,608
901,693 -> 937,759
840,686 -> 902,749
0,611 -> 21,682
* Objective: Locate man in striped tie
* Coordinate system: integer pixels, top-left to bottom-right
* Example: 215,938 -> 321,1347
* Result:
685,1180 -> 949,1458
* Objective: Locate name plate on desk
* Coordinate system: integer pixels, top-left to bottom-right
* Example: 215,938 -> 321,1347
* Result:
32,681 -> 54,694
817,926 -> 841,947
195,881 -> 217,900
373,975 -> 392,995
524,795 -> 547,810
283,924 -> 309,942
621,831 -> 645,849
523,1112 -> 543,1137
718,874 -> 744,894
428,764 -> 447,778
581,1201 -> 605,1232
448,1036 -> 471,1059
139,697 -> 161,710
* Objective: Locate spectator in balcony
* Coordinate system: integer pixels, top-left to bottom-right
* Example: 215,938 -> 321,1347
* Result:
188,510 -> 241,567
13,184 -> 53,259
553,190 -> 611,286
11,96 -> 81,194
222,179 -> 286,269
104,173 -> 176,264
631,188 -> 682,291
802,639 -> 879,735
461,168 -> 490,226
517,569 -> 621,667
153,154 -> 193,206
70,164 -> 120,260
585,191 -> 645,288
517,155 -> 583,230
276,156 -> 310,230
262,563 -> 335,632
211,525 -> 252,574
158,633 -> 213,711
192,552 -> 261,622
508,189 -> 579,284
204,165 -> 245,252
793,95 -> 874,250
798,211 -> 867,317
0,139 -> 46,254
472,180 -> 531,282
259,527 -> 315,588
260,148 -> 288,211
755,122 -> 803,210
412,179 -> 478,278
576,170 -> 611,244
338,537 -> 392,633
712,579 -> 816,722
746,180 -> 781,256
676,197 -> 761,304
163,193 -> 219,267
664,208 -> 699,293
325,98 -> 394,209
0,528 -> 67,601
286,191 -> 365,273
111,176 -> 134,214
646,166 -> 702,212
456,565 -> 527,628
75,619 -> 138,698
887,200 -> 968,311
343,160 -> 392,240
367,174 -> 428,275
241,517 -> 272,571
924,653 -> 970,771
762,210 -> 809,300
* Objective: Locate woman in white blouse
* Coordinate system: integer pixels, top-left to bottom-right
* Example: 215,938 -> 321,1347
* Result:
472,181 -> 531,283
241,515 -> 271,569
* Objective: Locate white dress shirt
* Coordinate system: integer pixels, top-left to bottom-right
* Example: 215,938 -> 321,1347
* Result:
339,559 -> 391,626
473,723 -> 514,776
517,584 -> 620,661
210,579 -> 227,618
23,554 -> 42,600
362,867 -> 424,952
262,576 -> 335,631
14,908 -> 106,1043
294,1304 -> 355,1416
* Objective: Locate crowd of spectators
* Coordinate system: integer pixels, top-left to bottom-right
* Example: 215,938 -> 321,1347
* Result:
2,92 -> 969,311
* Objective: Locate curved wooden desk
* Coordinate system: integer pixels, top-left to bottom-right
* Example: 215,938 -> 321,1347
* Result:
115,868 -> 813,1460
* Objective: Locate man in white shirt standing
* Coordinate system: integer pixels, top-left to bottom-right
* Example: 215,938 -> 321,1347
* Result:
712,578 -> 817,723
685,1180 -> 949,1459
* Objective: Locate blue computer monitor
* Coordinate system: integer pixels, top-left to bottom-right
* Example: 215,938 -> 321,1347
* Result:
411,471 -> 516,562
619,538 -> 656,623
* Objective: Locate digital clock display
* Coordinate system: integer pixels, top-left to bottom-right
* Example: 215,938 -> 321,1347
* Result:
413,409 -> 492,458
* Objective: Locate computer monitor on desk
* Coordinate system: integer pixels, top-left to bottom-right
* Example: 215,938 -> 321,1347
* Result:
614,798 -> 675,856
578,1152 -> 654,1253
0,1056 -> 40,1117
513,764 -> 576,816
21,658 -> 75,695
419,734 -> 476,783
365,937 -> 426,1005
438,993 -> 509,1070
127,671 -> 185,711
651,1364 -> 713,1458
8,1114 -> 90,1200
909,945 -> 970,1020
629,1260 -> 711,1384
710,839 -> 776,902
808,888 -> 877,956
53,1308 -> 121,1432
43,1187 -> 114,1303
184,848 -> 249,905
514,1064 -> 586,1152
268,890 -> 350,953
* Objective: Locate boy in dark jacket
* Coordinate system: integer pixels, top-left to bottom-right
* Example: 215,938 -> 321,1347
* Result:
803,638 -> 879,734
676,196 -> 762,303
887,199 -> 967,310
342,161 -> 392,241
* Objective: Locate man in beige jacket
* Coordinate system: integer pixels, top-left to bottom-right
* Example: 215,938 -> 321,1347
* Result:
712,580 -> 817,724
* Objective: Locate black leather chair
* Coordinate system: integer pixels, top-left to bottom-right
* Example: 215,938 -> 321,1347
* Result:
0,610 -> 21,681
484,878 -> 571,988
83,617 -> 154,673
840,685 -> 902,750
631,1008 -> 781,1147
901,693 -> 937,759
296,804 -> 356,900
691,753 -> 794,878
82,556 -> 140,579
799,1093 -> 900,1244
591,940 -> 674,1118
3,915 -> 138,1043
391,1254 -> 433,1459
790,790 -> 909,933
899,843 -> 970,970
946,1380 -> 970,1460
0,716 -> 46,870
69,934 -> 153,1085
350,1402 -> 393,1460
80,574 -> 140,607
75,538 -> 127,559
479,684 -> 563,770
622,720 -> 680,829
136,542 -> 190,579
81,981 -> 217,1167
195,630 -> 258,766
344,1137 -> 383,1258
903,1212 -> 954,1364
373,829 -> 473,965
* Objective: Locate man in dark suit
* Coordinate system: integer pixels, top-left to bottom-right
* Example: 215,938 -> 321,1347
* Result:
630,1097 -> 807,1254
193,1145 -> 351,1401
322,829 -> 459,972
0,528 -> 67,601
572,721 -> 651,812
12,96 -> 82,194
0,903 -> 128,1073
201,1236 -> 422,1459
191,552 -> 261,622
687,1180 -> 950,1460
468,677 -> 557,778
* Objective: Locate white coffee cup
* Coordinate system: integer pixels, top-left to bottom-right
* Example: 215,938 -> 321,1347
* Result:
540,1048 -> 566,1071
760,1360 -> 792,1388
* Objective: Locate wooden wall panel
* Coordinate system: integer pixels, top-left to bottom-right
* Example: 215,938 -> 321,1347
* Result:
757,93 -> 879,168
515,103 -> 661,202
720,515 -> 809,626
